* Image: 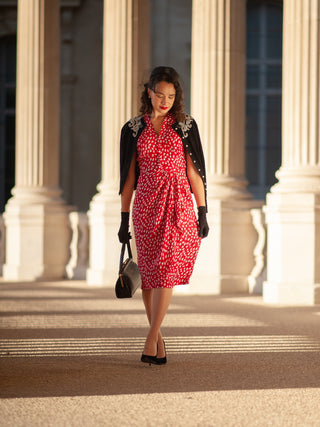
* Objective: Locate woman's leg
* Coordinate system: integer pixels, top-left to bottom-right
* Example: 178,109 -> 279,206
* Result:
142,288 -> 173,356
142,289 -> 167,358
142,289 -> 153,325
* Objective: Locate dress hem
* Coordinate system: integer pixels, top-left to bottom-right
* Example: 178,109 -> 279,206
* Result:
141,282 -> 189,290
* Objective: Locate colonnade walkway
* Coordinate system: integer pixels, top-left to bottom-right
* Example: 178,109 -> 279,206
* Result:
0,280 -> 320,426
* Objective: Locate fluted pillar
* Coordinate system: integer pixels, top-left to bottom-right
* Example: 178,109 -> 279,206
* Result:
3,0 -> 70,280
189,0 -> 262,294
87,0 -> 150,285
192,0 -> 251,199
263,0 -> 320,305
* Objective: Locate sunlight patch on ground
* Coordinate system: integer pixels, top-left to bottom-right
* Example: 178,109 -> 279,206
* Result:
1,335 -> 319,357
0,313 -> 266,329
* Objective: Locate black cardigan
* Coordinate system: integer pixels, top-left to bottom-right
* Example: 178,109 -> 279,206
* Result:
119,114 -> 208,211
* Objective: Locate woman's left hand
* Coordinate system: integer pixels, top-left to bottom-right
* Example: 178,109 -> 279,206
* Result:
197,206 -> 209,238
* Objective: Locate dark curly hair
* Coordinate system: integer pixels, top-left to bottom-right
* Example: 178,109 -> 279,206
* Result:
139,66 -> 185,122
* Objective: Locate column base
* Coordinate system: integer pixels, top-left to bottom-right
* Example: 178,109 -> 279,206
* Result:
263,192 -> 320,306
3,264 -> 68,282
263,281 -> 320,306
65,212 -> 89,280
187,272 -> 249,295
3,191 -> 71,281
190,198 -> 263,294
86,187 -> 124,286
207,176 -> 253,201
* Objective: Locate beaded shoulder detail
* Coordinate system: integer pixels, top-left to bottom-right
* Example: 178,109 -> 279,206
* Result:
177,114 -> 193,139
128,115 -> 144,138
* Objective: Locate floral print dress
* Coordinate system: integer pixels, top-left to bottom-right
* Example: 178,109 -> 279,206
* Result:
132,114 -> 201,289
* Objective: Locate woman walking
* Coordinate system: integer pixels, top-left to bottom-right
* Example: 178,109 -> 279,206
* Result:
118,66 -> 209,365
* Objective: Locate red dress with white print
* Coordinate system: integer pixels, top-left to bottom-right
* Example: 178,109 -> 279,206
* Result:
132,113 -> 201,289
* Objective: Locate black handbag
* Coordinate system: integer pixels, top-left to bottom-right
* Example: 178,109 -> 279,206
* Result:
115,241 -> 141,298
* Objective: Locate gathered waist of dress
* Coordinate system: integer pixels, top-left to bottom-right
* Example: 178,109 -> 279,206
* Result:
139,168 -> 187,183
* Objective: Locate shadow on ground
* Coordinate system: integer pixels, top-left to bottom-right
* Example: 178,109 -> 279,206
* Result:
0,281 -> 320,398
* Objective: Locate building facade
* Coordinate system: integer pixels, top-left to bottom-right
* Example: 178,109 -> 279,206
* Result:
0,0 -> 319,305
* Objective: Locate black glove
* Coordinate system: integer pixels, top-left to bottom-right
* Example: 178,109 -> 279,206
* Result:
118,212 -> 131,243
198,206 -> 209,238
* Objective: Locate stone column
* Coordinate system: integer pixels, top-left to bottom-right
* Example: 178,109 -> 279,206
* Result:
190,0 -> 262,294
3,0 -> 70,280
87,0 -> 150,285
263,0 -> 320,305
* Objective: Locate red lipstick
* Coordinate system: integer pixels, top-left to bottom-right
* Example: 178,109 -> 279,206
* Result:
160,106 -> 168,110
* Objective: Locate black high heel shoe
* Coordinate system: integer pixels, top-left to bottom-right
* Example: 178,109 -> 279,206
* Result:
141,353 -> 160,365
156,340 -> 167,365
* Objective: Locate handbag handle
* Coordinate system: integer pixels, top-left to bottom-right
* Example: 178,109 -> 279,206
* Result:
118,241 -> 133,273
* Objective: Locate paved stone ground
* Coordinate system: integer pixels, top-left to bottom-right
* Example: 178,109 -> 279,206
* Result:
0,280 -> 320,426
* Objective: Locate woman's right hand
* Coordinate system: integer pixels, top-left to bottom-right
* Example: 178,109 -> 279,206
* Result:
118,212 -> 131,243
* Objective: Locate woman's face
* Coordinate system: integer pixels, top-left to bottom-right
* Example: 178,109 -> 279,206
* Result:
148,81 -> 176,117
